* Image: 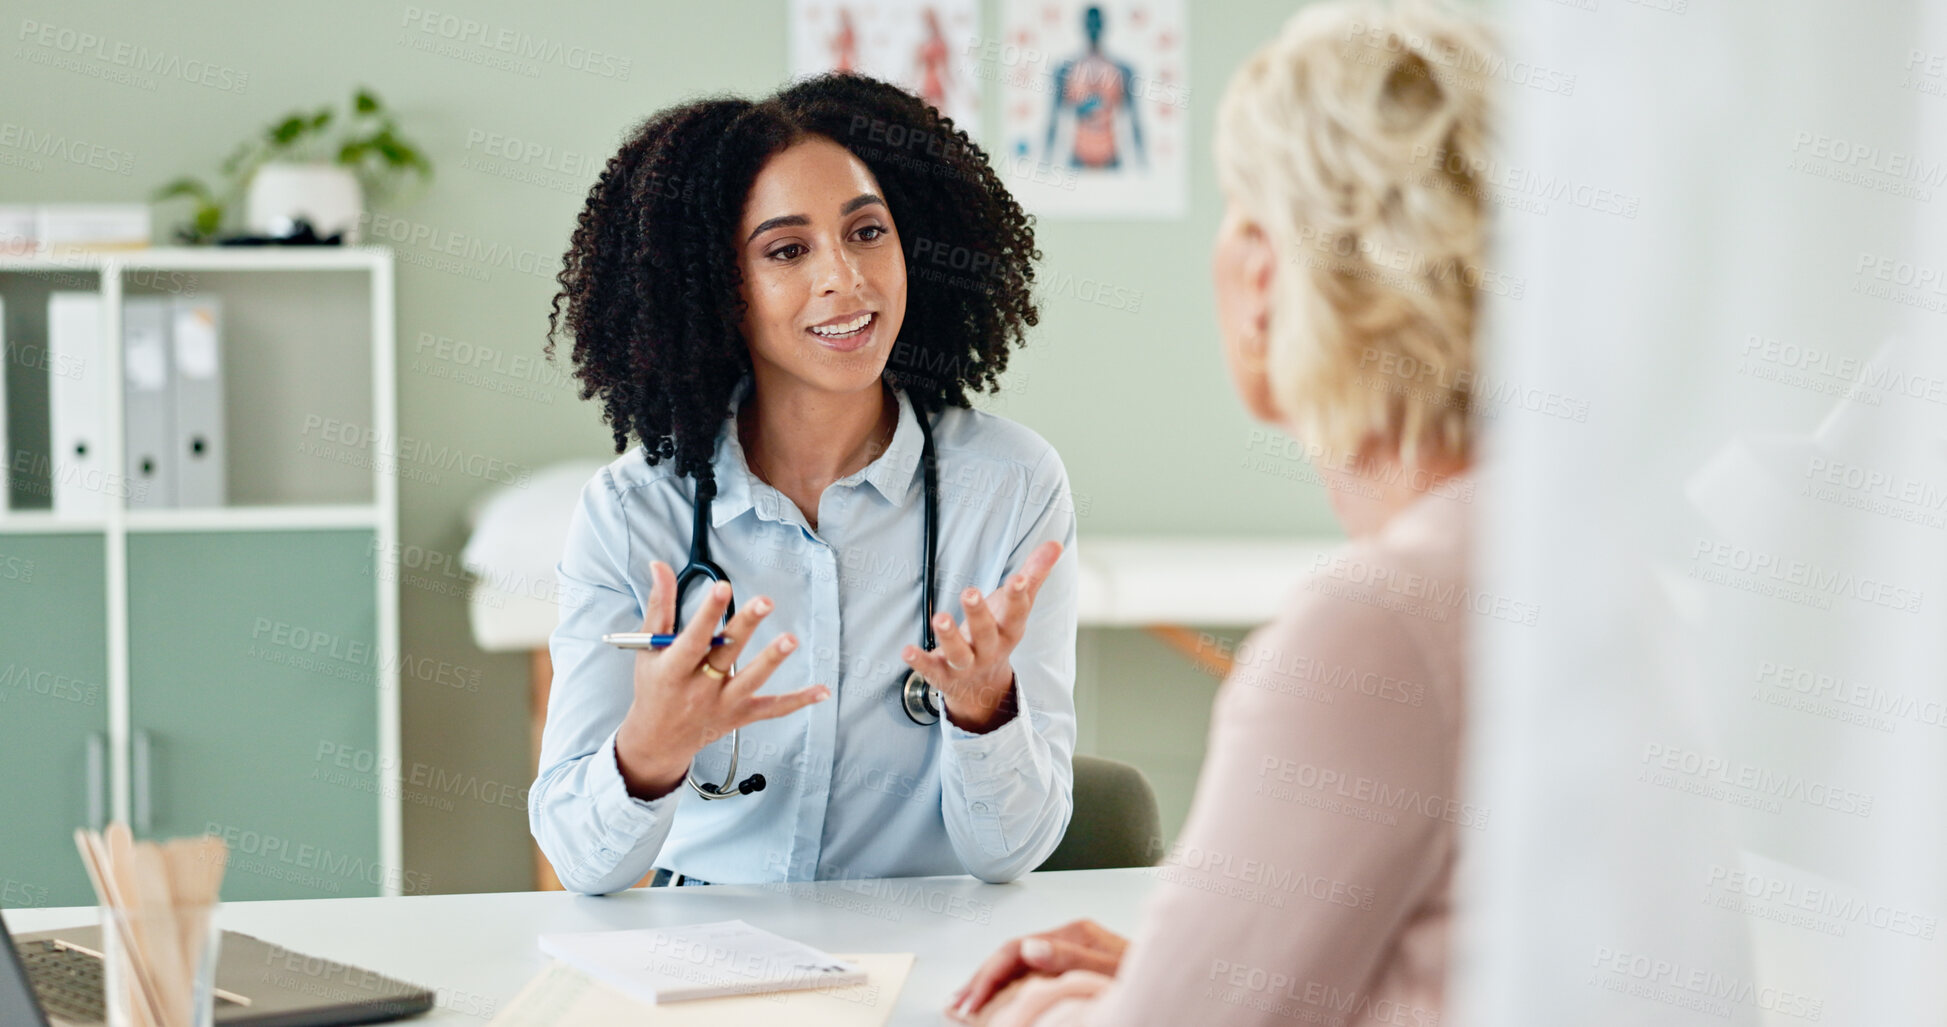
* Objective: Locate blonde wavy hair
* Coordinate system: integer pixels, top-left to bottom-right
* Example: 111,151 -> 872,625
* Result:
1215,0 -> 1495,466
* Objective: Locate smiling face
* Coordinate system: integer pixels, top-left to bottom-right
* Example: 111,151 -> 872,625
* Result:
735,135 -> 908,398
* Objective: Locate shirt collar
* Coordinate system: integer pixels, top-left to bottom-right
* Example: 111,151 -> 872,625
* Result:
706,376 -> 926,529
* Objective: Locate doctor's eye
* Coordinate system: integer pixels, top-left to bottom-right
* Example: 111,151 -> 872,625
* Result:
766,242 -> 808,262
853,224 -> 887,243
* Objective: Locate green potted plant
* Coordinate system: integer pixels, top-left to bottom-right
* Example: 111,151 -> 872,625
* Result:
155,86 -> 432,244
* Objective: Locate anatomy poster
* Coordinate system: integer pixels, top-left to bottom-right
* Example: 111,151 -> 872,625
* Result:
992,0 -> 1188,218
789,0 -> 982,134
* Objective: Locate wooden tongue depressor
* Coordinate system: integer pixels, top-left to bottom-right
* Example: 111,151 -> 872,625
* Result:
104,823 -> 173,1027
162,837 -> 228,1005
73,828 -> 163,1027
188,835 -> 249,1009
163,839 -> 198,987
130,840 -> 190,1023
73,826 -> 238,1027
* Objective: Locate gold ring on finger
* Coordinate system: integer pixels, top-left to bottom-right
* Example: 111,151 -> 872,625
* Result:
700,661 -> 729,681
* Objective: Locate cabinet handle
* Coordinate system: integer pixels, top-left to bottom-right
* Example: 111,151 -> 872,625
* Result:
132,729 -> 155,834
85,732 -> 107,830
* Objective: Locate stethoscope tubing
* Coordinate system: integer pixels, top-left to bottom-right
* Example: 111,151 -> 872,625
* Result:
677,393 -> 941,801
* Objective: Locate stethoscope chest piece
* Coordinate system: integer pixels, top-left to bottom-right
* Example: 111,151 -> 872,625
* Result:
671,390 -> 947,801
901,670 -> 943,726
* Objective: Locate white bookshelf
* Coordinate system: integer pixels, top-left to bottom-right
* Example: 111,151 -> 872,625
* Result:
0,245 -> 403,897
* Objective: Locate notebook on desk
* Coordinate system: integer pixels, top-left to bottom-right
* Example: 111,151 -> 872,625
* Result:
537,919 -> 866,1004
490,952 -> 914,1027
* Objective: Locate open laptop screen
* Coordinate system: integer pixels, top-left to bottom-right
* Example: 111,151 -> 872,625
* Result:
0,910 -> 53,1027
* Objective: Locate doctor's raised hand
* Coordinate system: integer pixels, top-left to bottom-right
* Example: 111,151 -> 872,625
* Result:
613,559 -> 830,801
902,538 -> 1064,734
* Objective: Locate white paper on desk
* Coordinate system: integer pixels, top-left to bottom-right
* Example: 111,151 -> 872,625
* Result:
490,952 -> 913,1027
537,919 -> 866,1004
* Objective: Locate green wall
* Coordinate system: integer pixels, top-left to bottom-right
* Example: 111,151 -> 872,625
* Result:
3,0 -> 1340,892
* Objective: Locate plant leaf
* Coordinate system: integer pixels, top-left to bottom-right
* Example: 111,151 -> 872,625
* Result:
398,145 -> 432,176
152,177 -> 213,203
271,115 -> 308,145
219,138 -> 258,175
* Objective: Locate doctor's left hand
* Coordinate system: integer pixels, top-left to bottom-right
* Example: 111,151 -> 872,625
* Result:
901,539 -> 1063,734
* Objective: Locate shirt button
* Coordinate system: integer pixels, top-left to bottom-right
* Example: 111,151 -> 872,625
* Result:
970,751 -> 986,760
971,801 -> 991,814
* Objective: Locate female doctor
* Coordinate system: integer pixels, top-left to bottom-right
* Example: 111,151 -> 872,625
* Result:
530,73 -> 1078,893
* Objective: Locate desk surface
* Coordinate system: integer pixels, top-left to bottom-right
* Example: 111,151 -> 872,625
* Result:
7,868 -> 1157,1025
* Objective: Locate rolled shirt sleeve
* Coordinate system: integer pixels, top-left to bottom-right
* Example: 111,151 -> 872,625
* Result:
938,446 -> 1080,883
528,468 -> 681,895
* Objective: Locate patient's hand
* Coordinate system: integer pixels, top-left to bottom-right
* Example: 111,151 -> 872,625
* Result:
971,971 -> 1115,1027
946,919 -> 1127,1022
959,977 -> 1029,1026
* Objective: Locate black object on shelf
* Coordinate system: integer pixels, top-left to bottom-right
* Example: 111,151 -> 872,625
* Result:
215,217 -> 344,247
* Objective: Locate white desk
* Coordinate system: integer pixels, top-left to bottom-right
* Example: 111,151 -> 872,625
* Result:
7,868 -> 1158,1025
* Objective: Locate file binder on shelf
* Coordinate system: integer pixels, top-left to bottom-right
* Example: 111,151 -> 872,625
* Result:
47,292 -> 109,517
171,296 -> 225,507
123,296 -> 175,509
35,204 -> 152,251
0,206 -> 32,253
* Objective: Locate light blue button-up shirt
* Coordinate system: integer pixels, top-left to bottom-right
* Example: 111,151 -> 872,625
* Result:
531,381 -> 1078,893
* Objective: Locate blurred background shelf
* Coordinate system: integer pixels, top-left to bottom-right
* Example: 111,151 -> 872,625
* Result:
0,504 -> 384,533
0,246 -> 401,905
0,244 -> 396,272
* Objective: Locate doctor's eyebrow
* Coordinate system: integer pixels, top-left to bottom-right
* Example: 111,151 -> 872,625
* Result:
839,193 -> 885,216
744,194 -> 886,245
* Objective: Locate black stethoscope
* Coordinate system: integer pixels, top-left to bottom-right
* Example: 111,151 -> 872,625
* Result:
677,391 -> 945,801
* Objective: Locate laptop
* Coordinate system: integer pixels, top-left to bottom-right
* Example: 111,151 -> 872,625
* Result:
2,908 -> 434,1026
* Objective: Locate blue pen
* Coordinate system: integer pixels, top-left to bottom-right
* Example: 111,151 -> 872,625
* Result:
602,632 -> 733,649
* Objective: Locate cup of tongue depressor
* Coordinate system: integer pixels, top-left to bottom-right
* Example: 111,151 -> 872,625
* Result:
74,825 -> 229,1027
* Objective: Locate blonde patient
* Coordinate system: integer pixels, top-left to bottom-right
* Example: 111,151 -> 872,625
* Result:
949,1 -> 1495,1023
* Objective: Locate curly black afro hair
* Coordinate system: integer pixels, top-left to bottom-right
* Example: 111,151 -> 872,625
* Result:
546,73 -> 1041,487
